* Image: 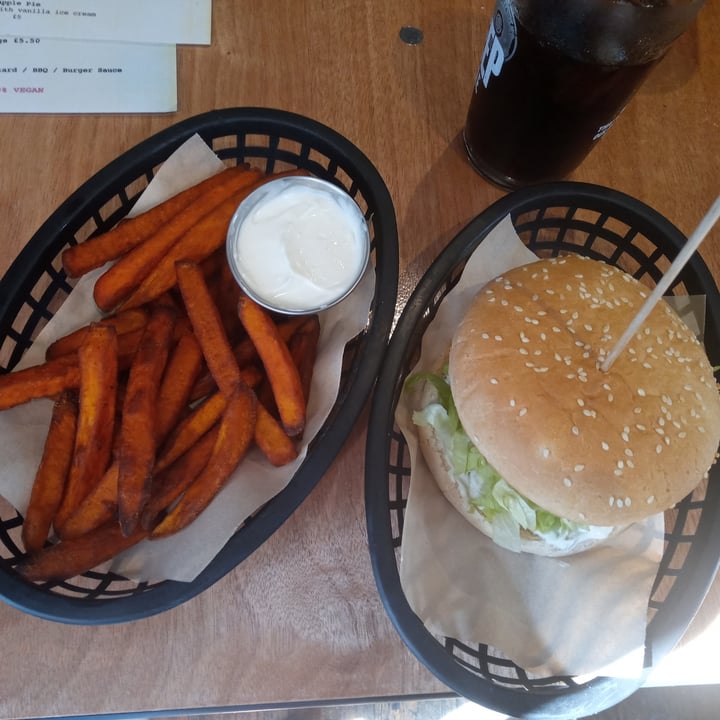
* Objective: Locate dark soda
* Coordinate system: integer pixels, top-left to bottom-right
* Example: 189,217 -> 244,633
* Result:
463,5 -> 662,188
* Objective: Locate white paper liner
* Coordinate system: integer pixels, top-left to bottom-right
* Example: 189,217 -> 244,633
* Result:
396,216 -> 666,679
0,134 -> 375,583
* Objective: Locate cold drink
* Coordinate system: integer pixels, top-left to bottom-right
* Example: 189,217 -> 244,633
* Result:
463,0 -> 704,189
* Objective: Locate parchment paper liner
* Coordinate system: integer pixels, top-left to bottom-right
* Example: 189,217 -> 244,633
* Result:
396,216 -> 666,679
0,134 -> 375,583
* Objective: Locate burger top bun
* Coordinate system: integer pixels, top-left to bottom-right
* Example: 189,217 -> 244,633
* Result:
449,255 -> 720,527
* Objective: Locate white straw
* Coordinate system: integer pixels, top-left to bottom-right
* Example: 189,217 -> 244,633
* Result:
600,195 -> 720,372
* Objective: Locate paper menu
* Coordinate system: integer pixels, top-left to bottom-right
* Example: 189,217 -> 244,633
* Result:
0,0 -> 211,45
0,36 -> 177,113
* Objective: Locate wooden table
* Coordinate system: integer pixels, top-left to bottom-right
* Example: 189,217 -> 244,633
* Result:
0,1 -> 718,716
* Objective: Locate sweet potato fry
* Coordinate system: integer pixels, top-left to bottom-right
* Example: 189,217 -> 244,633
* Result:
288,314 -> 320,406
45,308 -> 149,360
154,390 -> 227,473
117,306 -> 176,536
0,355 -> 80,411
255,403 -> 298,466
212,256 -> 247,343
93,167 -> 263,312
119,170 -> 307,311
175,260 -> 242,397
18,520 -> 148,583
140,424 -> 220,531
189,363 -> 262,404
155,331 -> 204,445
61,166 -> 250,278
199,246 -> 226,281
54,324 -> 118,534
59,461 -> 118,540
188,317 -> 305,402
21,392 -> 78,553
150,385 -> 257,538
237,295 -> 306,437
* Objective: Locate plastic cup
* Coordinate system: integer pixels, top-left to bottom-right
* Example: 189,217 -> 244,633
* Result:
463,0 -> 706,189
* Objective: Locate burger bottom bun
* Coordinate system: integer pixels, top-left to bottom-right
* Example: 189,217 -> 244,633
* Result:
415,381 -> 623,557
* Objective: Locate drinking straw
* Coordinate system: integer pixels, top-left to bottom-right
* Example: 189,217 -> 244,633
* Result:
600,195 -> 720,372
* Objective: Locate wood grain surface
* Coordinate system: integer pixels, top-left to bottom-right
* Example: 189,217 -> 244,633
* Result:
0,1 -> 719,717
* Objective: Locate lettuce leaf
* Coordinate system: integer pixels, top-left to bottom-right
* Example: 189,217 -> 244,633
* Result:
409,369 -> 592,552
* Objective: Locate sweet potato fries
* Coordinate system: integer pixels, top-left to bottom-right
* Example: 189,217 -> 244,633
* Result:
3,165 -> 322,582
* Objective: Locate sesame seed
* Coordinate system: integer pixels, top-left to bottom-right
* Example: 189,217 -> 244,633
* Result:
647,495 -> 655,504
519,408 -> 527,417
563,477 -> 573,487
542,448 -> 550,458
572,426 -> 580,436
490,377 -> 499,385
601,441 -> 610,451
574,464 -> 585,472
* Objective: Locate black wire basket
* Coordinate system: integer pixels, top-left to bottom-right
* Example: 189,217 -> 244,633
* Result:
0,107 -> 398,624
365,182 -> 720,719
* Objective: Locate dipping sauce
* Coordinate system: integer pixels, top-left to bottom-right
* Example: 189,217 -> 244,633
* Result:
226,176 -> 370,314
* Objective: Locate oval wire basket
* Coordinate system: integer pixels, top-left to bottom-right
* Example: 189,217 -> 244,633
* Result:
365,182 -> 720,719
0,107 -> 398,624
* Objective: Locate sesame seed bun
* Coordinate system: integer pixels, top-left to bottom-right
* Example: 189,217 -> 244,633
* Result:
448,255 -> 720,527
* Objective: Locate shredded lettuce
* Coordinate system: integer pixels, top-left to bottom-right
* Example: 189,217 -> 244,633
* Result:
409,369 -> 593,552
